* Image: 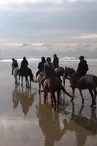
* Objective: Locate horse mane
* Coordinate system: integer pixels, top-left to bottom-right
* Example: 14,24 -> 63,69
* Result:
67,67 -> 75,71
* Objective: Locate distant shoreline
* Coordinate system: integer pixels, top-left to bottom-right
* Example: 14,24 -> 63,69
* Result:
0,57 -> 97,63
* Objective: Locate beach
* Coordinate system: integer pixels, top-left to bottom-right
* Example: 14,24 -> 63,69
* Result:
0,58 -> 97,146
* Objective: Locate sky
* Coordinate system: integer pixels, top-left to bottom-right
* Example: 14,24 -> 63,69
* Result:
0,0 -> 97,58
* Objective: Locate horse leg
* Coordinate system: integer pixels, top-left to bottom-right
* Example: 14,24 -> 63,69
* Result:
79,89 -> 84,104
89,89 -> 96,107
93,88 -> 97,99
78,104 -> 84,115
14,75 -> 17,84
21,76 -> 23,86
30,77 -> 31,89
50,95 -> 54,107
57,90 -> 60,111
63,75 -> 65,87
19,74 -> 20,85
39,82 -> 41,94
44,91 -> 47,104
51,91 -> 56,111
26,77 -> 29,88
71,101 -> 75,118
71,87 -> 75,102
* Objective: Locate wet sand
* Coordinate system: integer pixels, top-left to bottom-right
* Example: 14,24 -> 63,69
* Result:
0,61 -> 97,146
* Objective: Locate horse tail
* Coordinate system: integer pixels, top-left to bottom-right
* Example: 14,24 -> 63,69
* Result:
29,69 -> 34,81
93,75 -> 97,86
60,85 -> 73,98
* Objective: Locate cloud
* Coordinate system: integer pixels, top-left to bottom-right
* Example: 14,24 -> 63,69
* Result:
21,43 -> 32,47
0,0 -> 97,54
0,41 -> 97,59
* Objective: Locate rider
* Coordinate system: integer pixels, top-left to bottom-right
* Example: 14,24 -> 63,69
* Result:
70,56 -> 89,87
36,57 -> 46,77
41,57 -> 56,88
20,57 -> 28,70
53,54 -> 59,69
11,58 -> 18,75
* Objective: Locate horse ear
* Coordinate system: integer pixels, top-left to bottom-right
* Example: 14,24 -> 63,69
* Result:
65,66 -> 67,69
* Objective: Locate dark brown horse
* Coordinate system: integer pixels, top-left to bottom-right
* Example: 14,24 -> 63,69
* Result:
63,67 -> 97,107
43,76 -> 73,111
19,67 -> 35,88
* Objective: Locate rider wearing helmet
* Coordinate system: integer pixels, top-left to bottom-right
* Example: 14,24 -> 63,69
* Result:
70,56 -> 89,87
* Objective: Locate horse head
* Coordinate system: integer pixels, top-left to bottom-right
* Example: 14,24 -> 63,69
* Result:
64,66 -> 75,80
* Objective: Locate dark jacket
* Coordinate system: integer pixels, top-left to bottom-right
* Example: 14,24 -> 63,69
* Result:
53,57 -> 59,69
12,60 -> 18,68
38,60 -> 46,71
44,62 -> 55,77
77,60 -> 89,77
21,59 -> 28,69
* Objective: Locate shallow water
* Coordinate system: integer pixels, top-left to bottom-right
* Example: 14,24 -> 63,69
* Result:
0,61 -> 97,146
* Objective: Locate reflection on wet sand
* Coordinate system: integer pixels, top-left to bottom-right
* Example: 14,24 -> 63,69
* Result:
36,94 -> 66,146
36,95 -> 97,146
63,102 -> 97,146
12,86 -> 36,115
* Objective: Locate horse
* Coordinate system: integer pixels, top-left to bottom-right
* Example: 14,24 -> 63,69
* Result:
36,71 -> 46,93
63,67 -> 97,107
13,67 -> 34,88
43,76 -> 73,111
36,67 -> 65,93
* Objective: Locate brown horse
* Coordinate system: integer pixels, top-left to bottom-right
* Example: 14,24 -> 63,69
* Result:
63,67 -> 97,107
36,71 -> 46,93
43,76 -> 73,111
36,68 -> 64,93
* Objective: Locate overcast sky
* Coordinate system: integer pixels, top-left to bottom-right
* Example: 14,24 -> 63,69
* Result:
0,0 -> 97,58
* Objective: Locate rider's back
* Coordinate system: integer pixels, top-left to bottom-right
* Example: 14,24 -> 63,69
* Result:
77,60 -> 88,77
38,61 -> 46,71
44,62 -> 55,77
21,59 -> 28,69
12,60 -> 18,68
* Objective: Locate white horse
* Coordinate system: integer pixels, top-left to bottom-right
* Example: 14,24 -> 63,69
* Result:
13,67 -> 20,84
